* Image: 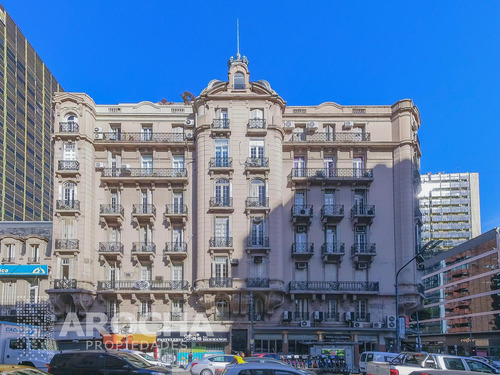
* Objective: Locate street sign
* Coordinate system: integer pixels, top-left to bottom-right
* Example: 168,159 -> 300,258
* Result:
0,265 -> 48,276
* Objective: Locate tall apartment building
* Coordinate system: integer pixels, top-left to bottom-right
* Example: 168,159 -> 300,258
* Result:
47,55 -> 422,366
415,228 -> 500,357
0,5 -> 62,221
419,172 -> 481,250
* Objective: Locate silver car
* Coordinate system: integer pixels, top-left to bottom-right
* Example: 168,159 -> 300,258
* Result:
223,362 -> 312,375
191,354 -> 235,375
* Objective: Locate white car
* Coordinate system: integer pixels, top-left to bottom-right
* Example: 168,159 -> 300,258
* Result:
190,354 -> 235,375
117,349 -> 172,368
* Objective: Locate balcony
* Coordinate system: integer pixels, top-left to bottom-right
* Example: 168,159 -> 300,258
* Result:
54,279 -> 78,289
209,237 -> 233,251
57,160 -> 80,176
324,312 -> 340,322
293,312 -> 309,321
291,242 -> 314,260
321,205 -> 344,222
214,312 -> 231,321
164,242 -> 188,260
209,157 -> 233,173
291,205 -> 313,222
289,281 -> 379,294
132,204 -> 156,223
209,277 -> 233,288
245,157 -> 270,173
1,257 -> 16,264
247,277 -> 270,288
54,239 -> 79,254
209,197 -> 233,212
98,242 -> 124,262
171,312 -> 184,321
131,242 -> 156,261
288,168 -> 374,185
287,132 -> 371,143
351,205 -> 375,224
211,119 -> 230,135
353,313 -> 371,322
245,197 -> 269,212
101,168 -> 188,184
351,243 -> 376,266
94,132 -> 187,144
57,121 -> 79,135
97,280 -> 189,292
246,237 -> 270,253
247,119 -> 267,135
99,204 -> 124,225
55,200 -> 80,215
249,313 -> 265,321
321,242 -> 345,263
164,204 -> 188,224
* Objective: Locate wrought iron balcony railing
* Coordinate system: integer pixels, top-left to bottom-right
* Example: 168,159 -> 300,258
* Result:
100,204 -> 124,216
54,279 -> 78,289
291,205 -> 313,217
245,197 -> 269,208
324,312 -> 340,321
27,257 -> 40,263
209,237 -> 233,247
164,242 -> 187,253
59,122 -> 79,132
58,160 -> 80,171
250,313 -> 265,321
289,168 -> 374,180
131,242 -> 156,253
97,280 -> 189,291
171,312 -> 184,321
98,242 -> 124,254
291,242 -> 314,255
209,157 -> 233,168
353,313 -> 371,322
1,257 -> 15,263
214,313 -> 230,321
101,168 -> 187,178
351,204 -> 375,216
321,243 -> 345,255
245,157 -> 269,168
247,237 -> 270,247
209,197 -> 233,208
56,200 -> 80,211
351,243 -> 376,255
132,204 -> 156,216
248,119 -> 266,129
289,281 -> 379,292
293,312 -> 309,321
55,239 -> 79,250
165,204 -> 188,215
247,278 -> 270,288
209,277 -> 233,288
211,119 -> 230,129
96,132 -> 186,142
321,205 -> 344,217
289,132 -> 371,142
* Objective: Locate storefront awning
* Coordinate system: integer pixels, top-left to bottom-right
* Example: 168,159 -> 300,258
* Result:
102,333 -> 156,345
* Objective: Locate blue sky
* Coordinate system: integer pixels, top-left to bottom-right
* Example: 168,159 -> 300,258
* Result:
3,0 -> 499,231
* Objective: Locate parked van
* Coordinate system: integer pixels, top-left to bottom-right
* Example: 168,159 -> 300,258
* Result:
359,351 -> 399,374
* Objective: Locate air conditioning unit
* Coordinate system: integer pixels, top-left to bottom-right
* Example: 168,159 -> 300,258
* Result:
283,311 -> 292,322
253,256 -> 263,264
343,121 -> 354,130
352,321 -> 363,328
185,119 -> 194,126
185,132 -> 194,140
344,311 -> 353,322
300,320 -> 311,328
95,133 -> 104,140
313,311 -> 323,322
357,263 -> 368,270
300,209 -> 307,215
284,121 -> 295,129
95,162 -> 105,169
94,127 -> 103,133
295,262 -> 308,270
230,259 -> 239,266
372,322 -> 383,329
306,121 -> 319,130
296,225 -> 307,233
386,315 -> 397,329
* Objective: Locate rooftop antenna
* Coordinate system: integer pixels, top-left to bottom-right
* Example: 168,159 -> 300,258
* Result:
236,18 -> 241,60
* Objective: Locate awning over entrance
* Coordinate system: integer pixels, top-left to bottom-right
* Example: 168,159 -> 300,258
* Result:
102,333 -> 156,345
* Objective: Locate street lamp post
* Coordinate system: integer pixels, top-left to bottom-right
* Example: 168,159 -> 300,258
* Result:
395,240 -> 442,353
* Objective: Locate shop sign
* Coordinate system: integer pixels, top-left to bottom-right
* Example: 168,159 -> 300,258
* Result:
323,334 -> 352,341
157,331 -> 229,343
0,265 -> 48,276
358,335 -> 378,342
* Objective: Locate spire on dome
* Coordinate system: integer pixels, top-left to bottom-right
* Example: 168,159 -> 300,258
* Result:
228,19 -> 248,68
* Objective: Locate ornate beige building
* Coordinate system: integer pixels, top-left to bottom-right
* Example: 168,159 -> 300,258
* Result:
47,55 -> 423,366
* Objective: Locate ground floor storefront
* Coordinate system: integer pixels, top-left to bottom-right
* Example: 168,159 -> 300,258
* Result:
413,334 -> 500,357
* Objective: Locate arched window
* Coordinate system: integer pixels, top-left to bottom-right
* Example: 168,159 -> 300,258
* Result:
66,114 -> 78,124
214,179 -> 230,206
216,299 -> 229,320
62,181 -> 77,204
250,179 -> 266,206
234,73 -> 245,89
63,113 -> 79,132
254,298 -> 264,321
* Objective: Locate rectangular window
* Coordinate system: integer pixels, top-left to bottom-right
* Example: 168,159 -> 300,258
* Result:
61,219 -> 76,239
172,299 -> 184,321
61,258 -> 71,280
326,299 -> 338,320
140,300 -> 152,317
107,299 -> 118,319
295,298 -> 308,320
215,217 -> 229,240
213,256 -> 228,279
293,156 -> 306,177
172,264 -> 183,282
2,281 -> 17,304
62,142 -> 76,160
31,244 -> 40,263
355,300 -> 368,321
172,192 -> 183,213
172,228 -> 183,250
5,244 -> 15,262
249,140 -> 265,161
141,125 -> 153,141
353,156 -> 364,177
214,139 -> 229,166
140,265 -> 152,281
141,154 -> 153,171
250,218 -> 265,246
323,157 -> 335,177
172,155 -> 185,170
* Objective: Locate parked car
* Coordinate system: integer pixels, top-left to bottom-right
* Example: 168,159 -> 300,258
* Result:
190,354 -> 235,375
485,358 -> 500,369
409,370 -> 488,375
48,350 -> 172,374
118,349 -> 172,368
359,351 -> 399,374
0,365 -> 47,375
243,357 -> 286,365
250,353 -> 282,360
223,362 -> 312,375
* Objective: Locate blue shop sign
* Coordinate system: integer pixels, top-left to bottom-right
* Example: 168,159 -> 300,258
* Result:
0,265 -> 48,276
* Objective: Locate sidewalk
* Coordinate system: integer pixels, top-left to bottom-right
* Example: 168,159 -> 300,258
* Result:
172,367 -> 190,374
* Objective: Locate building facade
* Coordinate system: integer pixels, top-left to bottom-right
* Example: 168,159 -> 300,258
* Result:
47,55 -> 422,366
0,5 -> 62,221
415,228 -> 500,357
419,172 -> 481,250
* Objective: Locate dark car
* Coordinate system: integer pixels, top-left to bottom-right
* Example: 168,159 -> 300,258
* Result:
48,350 -> 172,375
